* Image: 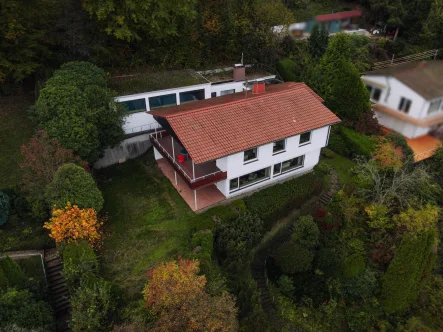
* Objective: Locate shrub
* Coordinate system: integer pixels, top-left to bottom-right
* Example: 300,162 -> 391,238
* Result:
321,148 -> 336,158
342,268 -> 378,299
45,163 -> 103,211
387,133 -> 414,163
314,161 -> 331,174
61,241 -> 99,290
393,204 -> 440,236
314,248 -> 341,278
0,257 -> 27,289
416,275 -> 443,330
292,215 -> 319,249
0,191 -> 9,226
340,126 -> 376,158
372,139 -> 404,171
342,254 -> 365,278
327,128 -> 349,156
190,231 -> 213,262
278,275 -> 295,297
276,58 -> 298,82
0,288 -> 55,331
275,242 -> 314,274
382,230 -> 436,313
70,276 -> 120,332
350,108 -> 380,135
244,172 -> 323,228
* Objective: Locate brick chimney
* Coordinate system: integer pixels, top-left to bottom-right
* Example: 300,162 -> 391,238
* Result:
233,64 -> 245,81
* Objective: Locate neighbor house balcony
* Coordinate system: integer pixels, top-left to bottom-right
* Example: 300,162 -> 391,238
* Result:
150,130 -> 227,189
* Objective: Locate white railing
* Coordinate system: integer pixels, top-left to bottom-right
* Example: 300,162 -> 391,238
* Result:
372,49 -> 439,71
150,131 -> 223,183
125,122 -> 161,134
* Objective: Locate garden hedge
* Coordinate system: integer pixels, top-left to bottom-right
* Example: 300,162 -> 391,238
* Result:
244,171 -> 323,228
274,242 -> 314,274
328,125 -> 376,158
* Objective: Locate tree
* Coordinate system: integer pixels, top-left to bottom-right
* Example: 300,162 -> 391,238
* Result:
0,191 -> 9,226
421,0 -> 443,48
44,203 -> 103,246
20,130 -> 88,201
0,256 -> 27,289
292,215 -> 319,249
393,204 -> 440,235
372,139 -> 404,171
45,163 -> 103,211
308,24 -> 328,59
275,242 -> 314,274
143,258 -> 238,331
382,229 -> 436,313
34,61 -> 125,162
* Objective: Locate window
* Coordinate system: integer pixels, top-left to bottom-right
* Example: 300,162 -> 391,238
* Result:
243,147 -> 258,163
179,89 -> 205,104
211,92 -> 217,98
274,155 -> 304,176
149,94 -> 177,109
299,131 -> 311,145
366,84 -> 373,95
273,139 -> 286,154
428,99 -> 442,115
229,167 -> 271,192
366,84 -> 382,102
221,89 -> 235,96
119,98 -> 146,113
398,97 -> 412,113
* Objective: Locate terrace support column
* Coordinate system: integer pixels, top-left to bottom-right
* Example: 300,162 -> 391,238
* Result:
194,189 -> 198,210
171,136 -> 175,160
174,171 -> 177,185
192,160 -> 195,180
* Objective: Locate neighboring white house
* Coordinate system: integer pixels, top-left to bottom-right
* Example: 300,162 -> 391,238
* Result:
149,82 -> 340,211
362,61 -> 443,139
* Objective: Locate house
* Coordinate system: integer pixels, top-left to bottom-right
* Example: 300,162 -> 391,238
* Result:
149,82 -> 341,211
362,60 -> 443,161
94,65 -> 278,168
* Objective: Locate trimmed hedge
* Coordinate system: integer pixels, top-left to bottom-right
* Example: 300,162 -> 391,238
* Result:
328,125 -> 376,158
244,171 -> 324,228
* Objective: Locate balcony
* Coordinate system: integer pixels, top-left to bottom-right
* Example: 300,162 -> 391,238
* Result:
150,130 -> 227,189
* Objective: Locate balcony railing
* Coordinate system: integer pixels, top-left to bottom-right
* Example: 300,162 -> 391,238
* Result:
150,130 -> 227,188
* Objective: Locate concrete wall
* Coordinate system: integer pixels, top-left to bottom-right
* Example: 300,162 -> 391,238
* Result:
216,126 -> 330,198
94,134 -> 152,169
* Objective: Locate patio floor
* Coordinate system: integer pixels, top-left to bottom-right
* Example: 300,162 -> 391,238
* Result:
157,159 -> 226,212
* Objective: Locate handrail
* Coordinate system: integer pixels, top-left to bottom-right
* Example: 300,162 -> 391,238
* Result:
150,132 -> 223,183
125,122 -> 161,134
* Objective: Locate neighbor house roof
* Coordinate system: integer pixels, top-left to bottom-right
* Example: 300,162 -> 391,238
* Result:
365,60 -> 443,100
151,82 -> 341,164
315,10 -> 361,22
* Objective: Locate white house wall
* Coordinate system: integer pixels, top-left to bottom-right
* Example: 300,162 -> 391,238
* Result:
215,126 -> 330,198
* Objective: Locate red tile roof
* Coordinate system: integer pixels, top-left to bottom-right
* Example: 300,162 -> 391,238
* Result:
315,10 -> 361,22
151,82 -> 341,164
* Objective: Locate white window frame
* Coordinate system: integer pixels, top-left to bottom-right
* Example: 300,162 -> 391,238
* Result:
243,147 -> 258,164
299,131 -> 312,146
398,97 -> 412,114
221,89 -> 235,96
428,99 -> 443,115
272,139 -> 286,155
273,155 -> 305,177
229,167 -> 271,193
366,84 -> 382,102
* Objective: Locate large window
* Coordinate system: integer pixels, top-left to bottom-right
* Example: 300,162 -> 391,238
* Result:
221,89 -> 235,96
428,99 -> 442,115
149,94 -> 177,109
273,139 -> 286,154
179,89 -> 205,104
244,147 -> 258,163
398,97 -> 412,113
273,155 -> 304,176
299,131 -> 311,145
120,98 -> 146,113
229,167 -> 271,192
366,84 -> 382,102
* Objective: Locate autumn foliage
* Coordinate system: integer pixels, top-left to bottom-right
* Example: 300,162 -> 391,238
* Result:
44,203 -> 102,247
143,258 -> 238,331
372,139 -> 404,171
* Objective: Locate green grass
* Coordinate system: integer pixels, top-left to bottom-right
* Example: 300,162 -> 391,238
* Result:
97,151 -> 215,300
321,153 -> 356,185
0,95 -> 35,188
292,0 -> 355,22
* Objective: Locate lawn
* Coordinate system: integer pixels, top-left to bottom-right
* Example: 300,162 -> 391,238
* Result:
97,151 -> 215,300
321,153 -> 356,185
0,95 -> 35,188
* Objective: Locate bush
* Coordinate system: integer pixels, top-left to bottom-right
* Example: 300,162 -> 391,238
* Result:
45,163 -> 104,211
189,231 -> 213,262
342,268 -> 378,299
340,126 -> 377,158
292,215 -> 319,249
416,275 -> 443,330
275,242 -> 314,274
321,148 -> 336,158
314,161 -> 331,174
314,248 -> 341,278
342,254 -> 365,278
0,257 -> 27,289
327,127 -> 349,156
278,275 -> 295,297
386,133 -> 415,163
61,241 -> 99,290
0,191 -> 9,226
276,58 -> 298,82
244,172 -> 323,228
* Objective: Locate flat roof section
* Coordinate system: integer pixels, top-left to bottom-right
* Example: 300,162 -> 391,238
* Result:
201,66 -> 274,84
109,69 -> 209,96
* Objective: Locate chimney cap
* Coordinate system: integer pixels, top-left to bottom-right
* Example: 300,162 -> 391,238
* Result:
234,63 -> 244,67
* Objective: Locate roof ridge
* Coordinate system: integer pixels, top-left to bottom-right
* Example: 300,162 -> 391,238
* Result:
166,83 -> 308,119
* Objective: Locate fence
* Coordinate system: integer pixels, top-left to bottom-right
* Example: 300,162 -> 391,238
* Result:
372,49 -> 439,71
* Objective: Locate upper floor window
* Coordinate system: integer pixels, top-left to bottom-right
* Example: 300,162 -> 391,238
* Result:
120,98 -> 146,113
244,147 -> 258,163
273,139 -> 286,154
299,131 -> 311,145
211,92 -> 217,98
179,89 -> 205,104
221,89 -> 235,96
149,94 -> 177,109
366,85 -> 382,102
428,99 -> 442,115
398,97 -> 412,114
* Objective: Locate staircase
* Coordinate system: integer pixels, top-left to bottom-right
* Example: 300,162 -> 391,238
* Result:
44,249 -> 71,332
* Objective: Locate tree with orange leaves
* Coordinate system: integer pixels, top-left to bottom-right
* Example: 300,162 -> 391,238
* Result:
44,203 -> 102,247
143,258 -> 238,332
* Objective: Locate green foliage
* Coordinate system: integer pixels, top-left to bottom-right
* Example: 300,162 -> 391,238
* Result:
0,191 -> 9,226
416,275 -> 443,330
386,133 -> 415,164
340,126 -> 377,158
278,275 -> 295,297
70,275 -> 120,332
276,58 -> 298,82
314,161 -> 331,174
45,163 -> 104,211
189,231 -> 213,262
314,248 -> 342,278
61,241 -> 99,290
342,254 -> 365,278
0,288 -> 55,331
275,242 -> 314,274
365,203 -> 394,231
382,230 -> 437,313
342,268 -> 378,300
244,171 -> 323,228
327,127 -> 349,156
308,24 -> 329,59
292,215 -> 319,249
0,257 -> 27,289
393,204 -> 440,236
428,146 -> 443,186
34,61 -> 124,162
